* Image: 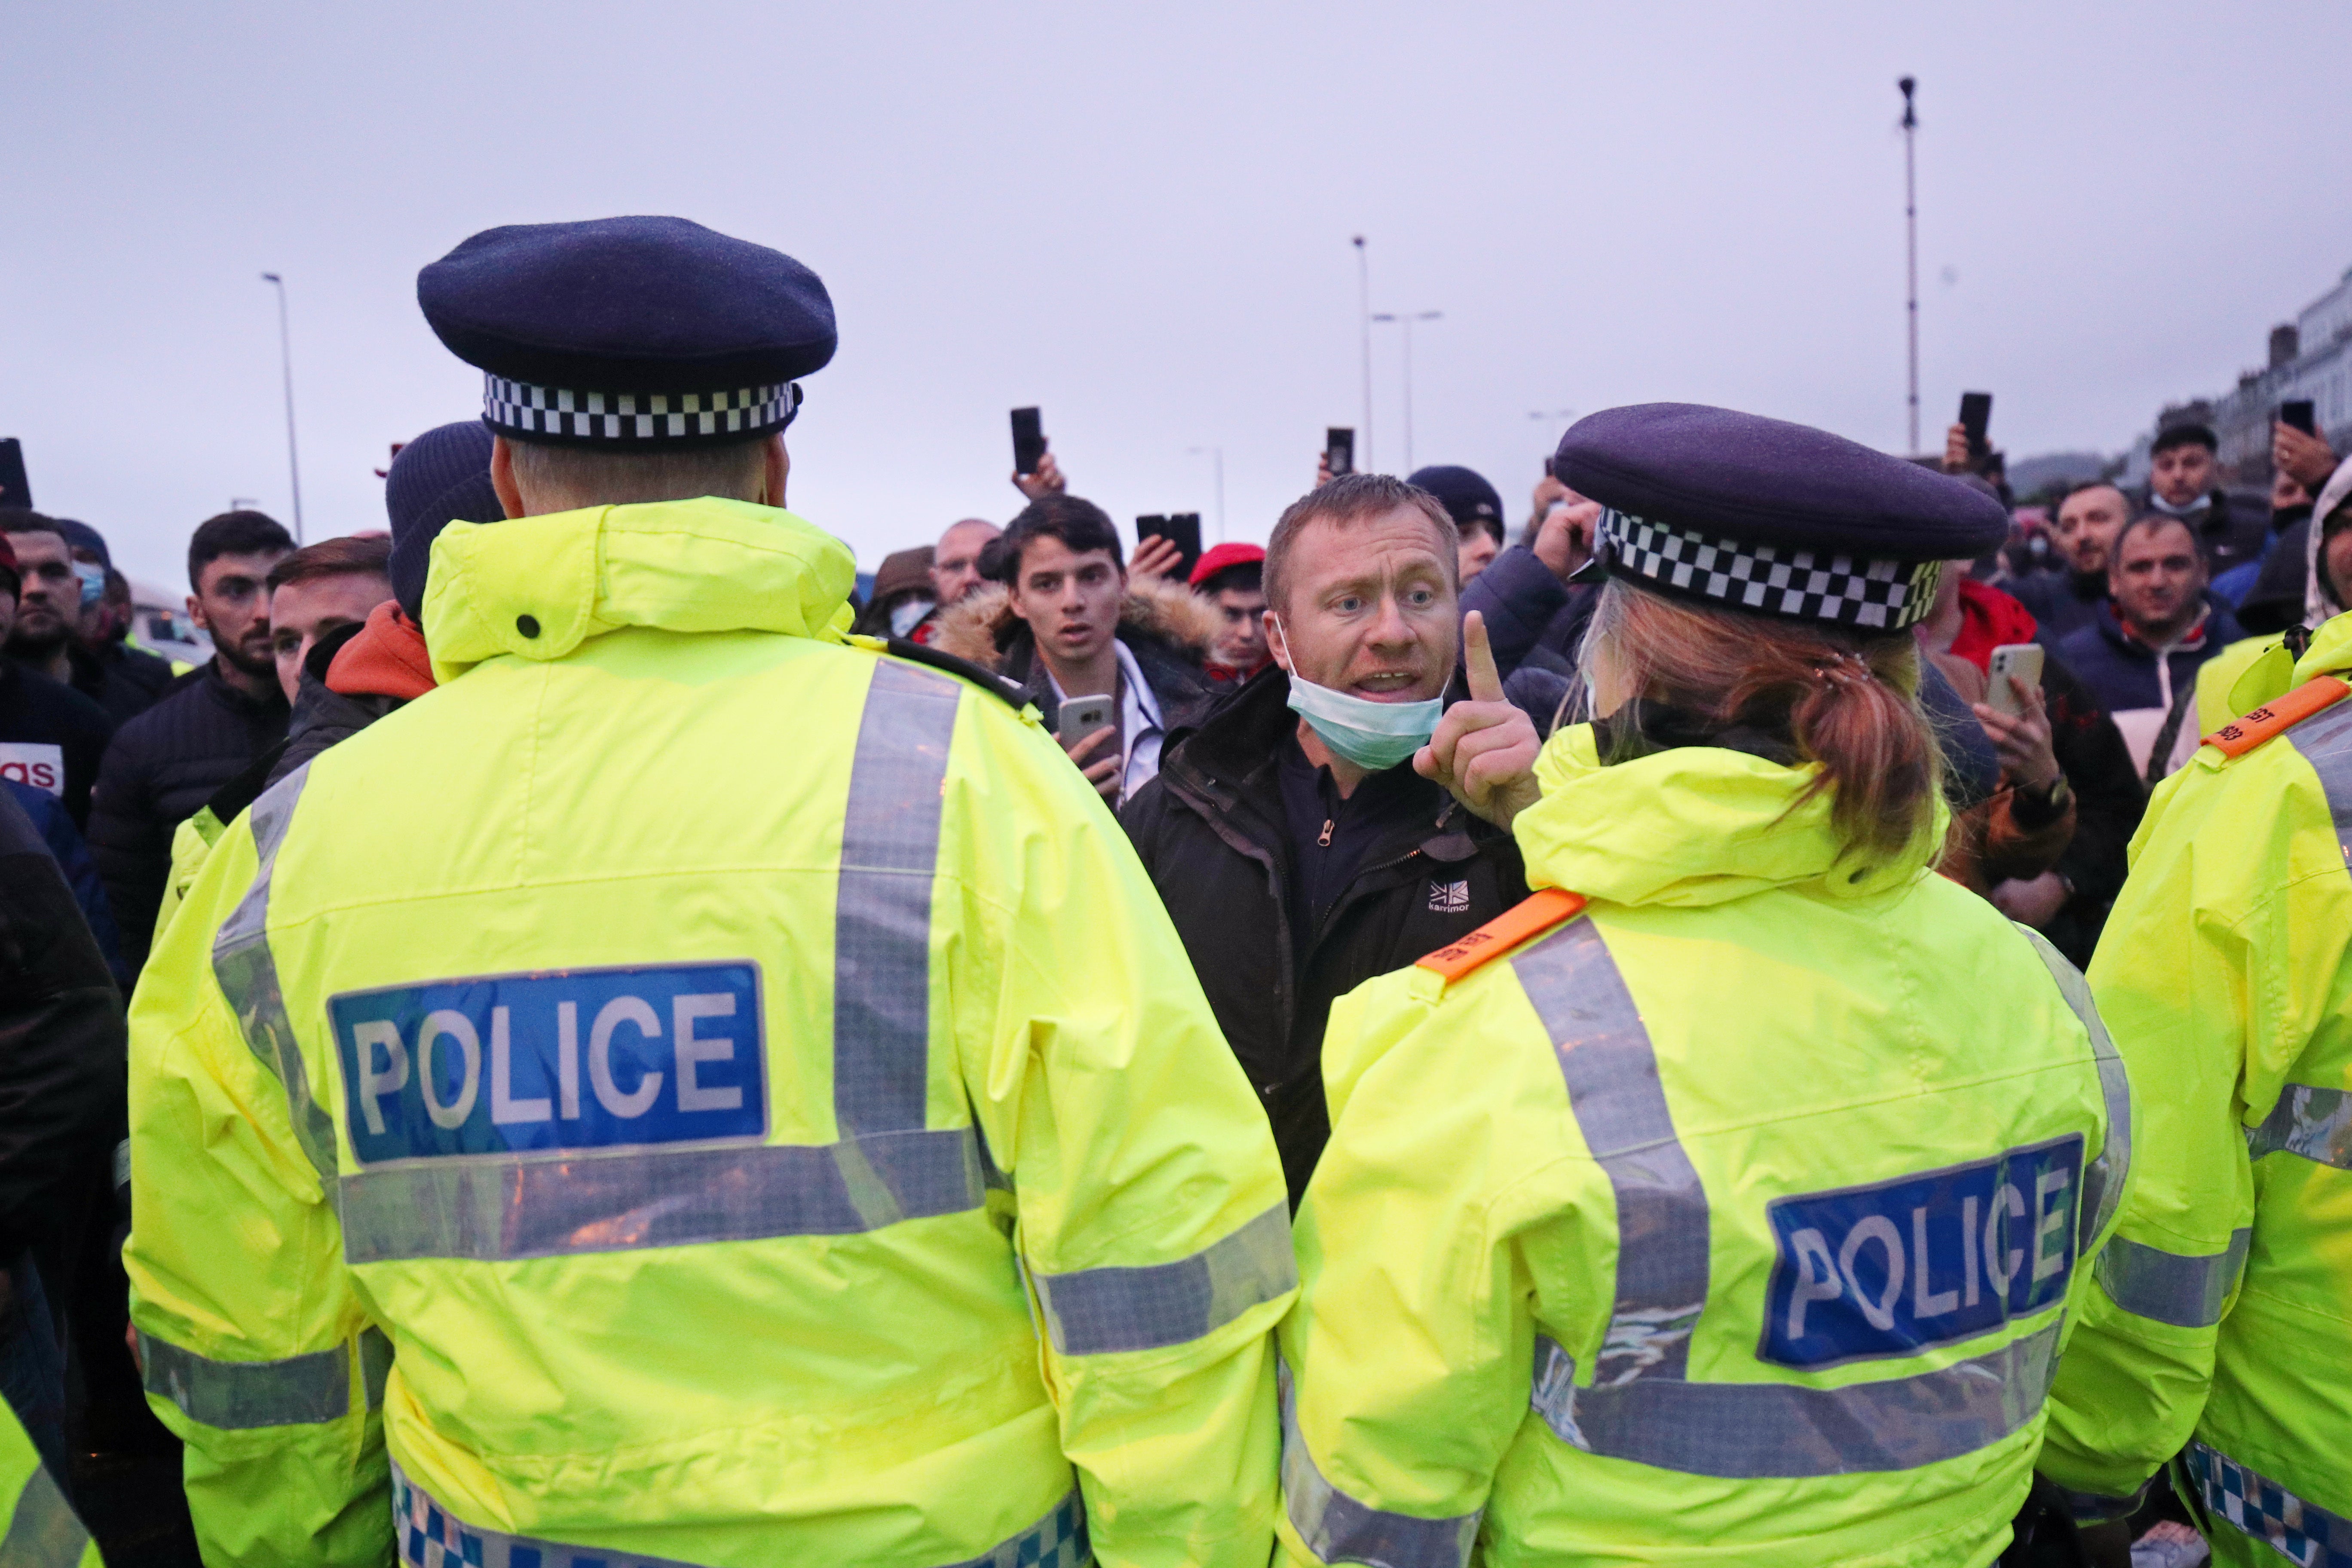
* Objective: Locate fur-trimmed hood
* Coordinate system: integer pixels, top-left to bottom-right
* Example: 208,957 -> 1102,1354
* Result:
931,573 -> 1221,673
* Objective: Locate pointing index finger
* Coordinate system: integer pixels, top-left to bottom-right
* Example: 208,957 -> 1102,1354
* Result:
1463,611 -> 1504,704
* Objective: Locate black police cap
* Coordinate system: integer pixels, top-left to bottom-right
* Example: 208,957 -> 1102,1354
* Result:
417,216 -> 836,449
1556,403 -> 2010,634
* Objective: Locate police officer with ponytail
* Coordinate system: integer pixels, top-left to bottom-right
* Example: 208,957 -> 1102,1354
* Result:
1275,404 -> 2138,1568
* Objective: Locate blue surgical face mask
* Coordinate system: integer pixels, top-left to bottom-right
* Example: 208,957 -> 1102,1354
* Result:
1274,616 -> 1443,771
73,561 -> 105,610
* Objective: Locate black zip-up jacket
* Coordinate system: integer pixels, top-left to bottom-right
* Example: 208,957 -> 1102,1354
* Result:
86,660 -> 288,971
1119,665 -> 1529,1203
71,638 -> 178,725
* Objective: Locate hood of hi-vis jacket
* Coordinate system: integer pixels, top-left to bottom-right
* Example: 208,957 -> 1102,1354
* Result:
1277,723 -> 2126,1568
1513,719 -> 1945,908
2040,605 -> 2352,1533
125,496 -> 1292,1568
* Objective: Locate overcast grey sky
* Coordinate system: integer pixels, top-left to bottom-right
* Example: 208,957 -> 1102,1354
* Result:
13,2 -> 2352,591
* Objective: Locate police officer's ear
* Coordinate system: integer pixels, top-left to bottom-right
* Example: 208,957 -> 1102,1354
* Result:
760,435 -> 789,509
490,437 -> 527,521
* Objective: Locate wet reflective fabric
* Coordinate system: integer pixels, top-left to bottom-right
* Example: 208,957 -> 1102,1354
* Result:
1034,1203 -> 1294,1355
1511,918 -> 1706,1385
1530,1324 -> 2061,1479
2094,1232 -> 2250,1329
2248,1085 -> 2352,1170
139,1333 -> 354,1430
1279,1367 -> 1477,1568
391,1462 -> 1091,1568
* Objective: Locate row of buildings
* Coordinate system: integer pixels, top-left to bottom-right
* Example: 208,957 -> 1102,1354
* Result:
2118,263 -> 2352,489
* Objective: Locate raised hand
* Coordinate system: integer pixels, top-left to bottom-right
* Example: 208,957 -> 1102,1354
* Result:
1415,611 -> 1544,829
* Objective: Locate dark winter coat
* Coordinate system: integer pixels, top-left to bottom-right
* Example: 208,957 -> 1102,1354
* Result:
0,657 -> 114,830
1119,665 -> 1531,1203
1461,545 -> 1597,683
69,640 -> 177,726
2136,489 -> 2270,577
2004,568 -> 2109,646
2057,598 -> 2244,732
87,661 -> 288,971
0,787 -> 125,1263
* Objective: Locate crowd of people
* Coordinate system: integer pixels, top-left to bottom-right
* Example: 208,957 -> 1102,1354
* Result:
0,212 -> 2346,1568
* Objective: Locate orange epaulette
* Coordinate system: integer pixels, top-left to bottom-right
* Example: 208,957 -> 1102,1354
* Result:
2202,676 -> 2352,759
1416,887 -> 1588,984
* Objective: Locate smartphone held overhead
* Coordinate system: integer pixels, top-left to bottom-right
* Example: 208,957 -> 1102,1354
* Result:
1958,392 -> 1992,461
1011,407 -> 1047,477
2282,400 -> 2318,436
1137,513 -> 1203,581
1326,427 -> 1355,478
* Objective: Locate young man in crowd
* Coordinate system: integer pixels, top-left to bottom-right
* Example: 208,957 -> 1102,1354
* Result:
2143,416 -> 2267,575
2008,481 -> 2132,643
1120,473 -> 1542,1201
936,494 -> 1214,802
1407,465 -> 1507,584
86,508 -> 292,968
1189,542 -> 1270,689
2059,513 -> 2241,781
266,535 -> 396,706
0,534 -> 113,829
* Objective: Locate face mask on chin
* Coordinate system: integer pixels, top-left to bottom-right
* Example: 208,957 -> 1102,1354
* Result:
1274,615 -> 1443,772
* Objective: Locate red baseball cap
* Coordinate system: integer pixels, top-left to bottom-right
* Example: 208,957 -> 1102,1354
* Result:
1188,541 -> 1265,588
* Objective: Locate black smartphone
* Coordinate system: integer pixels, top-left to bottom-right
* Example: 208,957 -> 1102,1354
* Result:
1138,512 -> 1204,581
1958,392 -> 1993,460
0,439 -> 29,510
1326,427 -> 1355,478
2282,400 -> 2318,436
1011,407 -> 1047,476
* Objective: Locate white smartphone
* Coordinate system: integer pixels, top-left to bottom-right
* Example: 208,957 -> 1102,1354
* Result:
1985,643 -> 2044,717
1057,693 -> 1116,747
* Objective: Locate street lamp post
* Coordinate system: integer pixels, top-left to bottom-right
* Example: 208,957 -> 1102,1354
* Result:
260,273 -> 305,542
1188,446 -> 1226,542
1352,237 -> 1372,472
1372,310 -> 1442,474
1898,77 -> 1920,457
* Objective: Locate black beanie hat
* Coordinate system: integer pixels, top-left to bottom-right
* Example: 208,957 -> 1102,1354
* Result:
386,421 -> 504,621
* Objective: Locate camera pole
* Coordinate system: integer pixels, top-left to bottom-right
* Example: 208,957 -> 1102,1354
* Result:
1353,236 -> 1372,471
1898,77 -> 1920,457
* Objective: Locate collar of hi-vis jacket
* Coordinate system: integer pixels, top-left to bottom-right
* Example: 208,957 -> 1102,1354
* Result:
1513,719 -> 1945,909
421,496 -> 858,685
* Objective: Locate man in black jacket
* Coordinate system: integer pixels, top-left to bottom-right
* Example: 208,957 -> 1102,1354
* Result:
0,535 -> 113,829
87,509 -> 291,970
1121,474 -> 1541,1202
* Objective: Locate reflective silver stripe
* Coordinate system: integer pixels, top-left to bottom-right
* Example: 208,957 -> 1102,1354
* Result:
2249,1084 -> 2352,1170
140,1330 -> 353,1429
1530,1322 -> 2061,1479
210,763 -> 341,1193
834,660 -> 960,1139
2095,1231 -> 2250,1329
0,1466 -> 89,1567
1279,1363 -> 1479,1568
392,1459 -> 1090,1568
2018,928 -> 2133,1253
2188,1439 -> 2352,1568
2285,690 -> 2352,868
1034,1203 -> 1295,1354
340,1127 -> 983,1263
1511,916 -> 1707,1384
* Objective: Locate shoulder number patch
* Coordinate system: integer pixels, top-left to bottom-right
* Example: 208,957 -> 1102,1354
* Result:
1417,887 -> 1586,983
2204,676 -> 2351,759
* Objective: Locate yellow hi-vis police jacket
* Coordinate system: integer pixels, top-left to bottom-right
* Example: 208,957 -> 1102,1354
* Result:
0,1391 -> 101,1565
123,498 -> 1295,1568
2040,609 -> 2352,1565
1276,723 -> 2132,1568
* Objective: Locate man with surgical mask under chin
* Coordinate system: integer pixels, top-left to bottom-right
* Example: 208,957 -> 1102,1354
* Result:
1119,473 -> 1543,1205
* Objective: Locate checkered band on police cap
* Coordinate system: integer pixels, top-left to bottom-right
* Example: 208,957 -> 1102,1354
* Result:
483,374 -> 801,447
1594,508 -> 1942,632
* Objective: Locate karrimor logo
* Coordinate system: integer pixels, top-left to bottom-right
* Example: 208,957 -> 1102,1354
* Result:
1427,879 -> 1470,914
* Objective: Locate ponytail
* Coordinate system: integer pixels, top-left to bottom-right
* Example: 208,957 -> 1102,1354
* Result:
1584,580 -> 1942,867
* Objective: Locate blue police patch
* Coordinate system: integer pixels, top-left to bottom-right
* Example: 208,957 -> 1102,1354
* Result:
329,963 -> 765,1164
1760,1135 -> 2083,1370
